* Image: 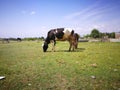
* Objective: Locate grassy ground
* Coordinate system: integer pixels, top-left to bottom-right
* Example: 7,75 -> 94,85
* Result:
0,41 -> 120,90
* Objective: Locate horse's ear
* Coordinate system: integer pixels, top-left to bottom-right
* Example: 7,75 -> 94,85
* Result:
71,30 -> 74,35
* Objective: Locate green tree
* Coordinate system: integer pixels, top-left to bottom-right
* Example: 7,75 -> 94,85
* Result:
90,29 -> 100,38
84,34 -> 90,38
110,32 -> 115,38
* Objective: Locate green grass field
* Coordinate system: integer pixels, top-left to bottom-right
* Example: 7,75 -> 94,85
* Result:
0,41 -> 120,90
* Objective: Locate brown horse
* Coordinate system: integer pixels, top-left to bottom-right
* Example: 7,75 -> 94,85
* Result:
43,28 -> 78,52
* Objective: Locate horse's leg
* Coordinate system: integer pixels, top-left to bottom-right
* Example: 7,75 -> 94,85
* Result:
76,42 -> 78,49
72,43 -> 75,51
69,41 -> 72,51
71,41 -> 75,51
75,40 -> 78,49
53,40 -> 56,52
51,40 -> 56,52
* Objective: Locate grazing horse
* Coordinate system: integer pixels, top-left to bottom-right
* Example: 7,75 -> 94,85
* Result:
2,38 -> 9,43
43,28 -> 77,52
17,38 -> 22,42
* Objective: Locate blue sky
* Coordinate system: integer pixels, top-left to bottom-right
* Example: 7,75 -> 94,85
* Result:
0,0 -> 120,38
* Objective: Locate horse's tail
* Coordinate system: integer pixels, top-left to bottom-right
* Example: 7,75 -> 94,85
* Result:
74,33 -> 80,41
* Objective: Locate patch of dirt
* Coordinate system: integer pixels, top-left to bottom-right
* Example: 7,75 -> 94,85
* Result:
54,73 -> 68,90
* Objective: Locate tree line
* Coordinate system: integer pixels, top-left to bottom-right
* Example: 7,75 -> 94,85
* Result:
84,29 -> 115,38
0,37 -> 45,41
23,37 -> 44,41
0,29 -> 116,41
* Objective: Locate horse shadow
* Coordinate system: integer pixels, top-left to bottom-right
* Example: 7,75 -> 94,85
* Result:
75,48 -> 86,52
47,48 -> 85,52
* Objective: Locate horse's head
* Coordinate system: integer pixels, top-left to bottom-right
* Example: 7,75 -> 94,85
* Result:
42,42 -> 48,52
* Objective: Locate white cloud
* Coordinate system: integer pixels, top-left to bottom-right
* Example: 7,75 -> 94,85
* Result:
64,4 -> 111,22
63,1 -> 120,36
41,26 -> 46,29
30,11 -> 36,15
64,1 -> 102,20
21,10 -> 27,14
21,10 -> 36,15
